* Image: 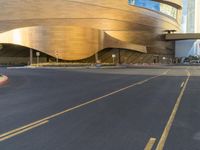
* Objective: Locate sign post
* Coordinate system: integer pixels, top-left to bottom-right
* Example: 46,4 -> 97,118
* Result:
36,52 -> 40,67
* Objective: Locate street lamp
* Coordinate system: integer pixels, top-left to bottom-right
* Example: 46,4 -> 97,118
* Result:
112,54 -> 116,64
36,52 -> 40,67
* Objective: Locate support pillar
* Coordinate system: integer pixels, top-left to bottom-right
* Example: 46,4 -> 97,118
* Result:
30,48 -> 33,65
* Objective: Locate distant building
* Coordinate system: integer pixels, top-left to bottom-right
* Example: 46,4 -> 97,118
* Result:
176,0 -> 200,58
176,40 -> 200,57
187,0 -> 195,33
181,0 -> 188,33
195,0 -> 200,32
186,0 -> 200,33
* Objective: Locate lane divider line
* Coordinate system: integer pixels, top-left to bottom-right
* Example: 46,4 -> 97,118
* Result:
0,70 -> 169,142
155,70 -> 190,150
0,120 -> 49,142
144,138 -> 156,150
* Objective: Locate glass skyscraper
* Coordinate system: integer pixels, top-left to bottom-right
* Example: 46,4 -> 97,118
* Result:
187,0 -> 195,33
184,0 -> 200,33
181,0 -> 188,32
195,0 -> 200,33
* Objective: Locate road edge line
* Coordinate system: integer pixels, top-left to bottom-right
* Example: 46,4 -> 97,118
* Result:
155,70 -> 190,150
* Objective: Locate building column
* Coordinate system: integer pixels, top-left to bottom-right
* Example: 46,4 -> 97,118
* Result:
118,49 -> 121,64
95,30 -> 104,63
30,48 -> 33,65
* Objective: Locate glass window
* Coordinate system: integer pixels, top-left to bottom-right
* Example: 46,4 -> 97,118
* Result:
128,0 -> 177,19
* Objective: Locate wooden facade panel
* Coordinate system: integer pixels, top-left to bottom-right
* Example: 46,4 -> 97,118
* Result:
0,0 -> 180,32
0,26 -> 99,60
0,0 -> 182,60
0,26 -> 149,60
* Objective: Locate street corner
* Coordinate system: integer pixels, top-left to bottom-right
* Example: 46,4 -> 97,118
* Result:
0,75 -> 8,86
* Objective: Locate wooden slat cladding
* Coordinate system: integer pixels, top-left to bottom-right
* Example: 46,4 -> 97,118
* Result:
0,0 -> 182,60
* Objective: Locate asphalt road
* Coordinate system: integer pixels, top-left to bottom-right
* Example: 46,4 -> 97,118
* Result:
0,66 -> 199,150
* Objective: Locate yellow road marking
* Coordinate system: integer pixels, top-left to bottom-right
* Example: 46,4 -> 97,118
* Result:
0,70 -> 169,142
0,120 -> 48,142
144,138 -> 156,150
180,81 -> 185,88
155,70 -> 190,150
0,120 -> 49,138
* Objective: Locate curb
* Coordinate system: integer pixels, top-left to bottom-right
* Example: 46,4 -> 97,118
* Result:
0,75 -> 8,86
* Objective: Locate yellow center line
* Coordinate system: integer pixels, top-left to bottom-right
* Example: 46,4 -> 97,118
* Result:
0,120 -> 49,142
155,70 -> 190,150
144,138 -> 156,150
0,70 -> 169,142
0,120 -> 49,138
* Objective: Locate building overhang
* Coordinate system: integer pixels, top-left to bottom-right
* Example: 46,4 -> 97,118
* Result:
165,33 -> 200,41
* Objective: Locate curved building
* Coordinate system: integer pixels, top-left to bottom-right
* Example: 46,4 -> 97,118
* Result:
0,0 -> 182,64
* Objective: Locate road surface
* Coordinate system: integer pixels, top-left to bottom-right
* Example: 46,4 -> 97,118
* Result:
0,66 -> 200,150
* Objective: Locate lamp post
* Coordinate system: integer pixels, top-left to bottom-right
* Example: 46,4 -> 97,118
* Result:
162,56 -> 166,64
112,54 -> 116,64
36,52 -> 40,67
